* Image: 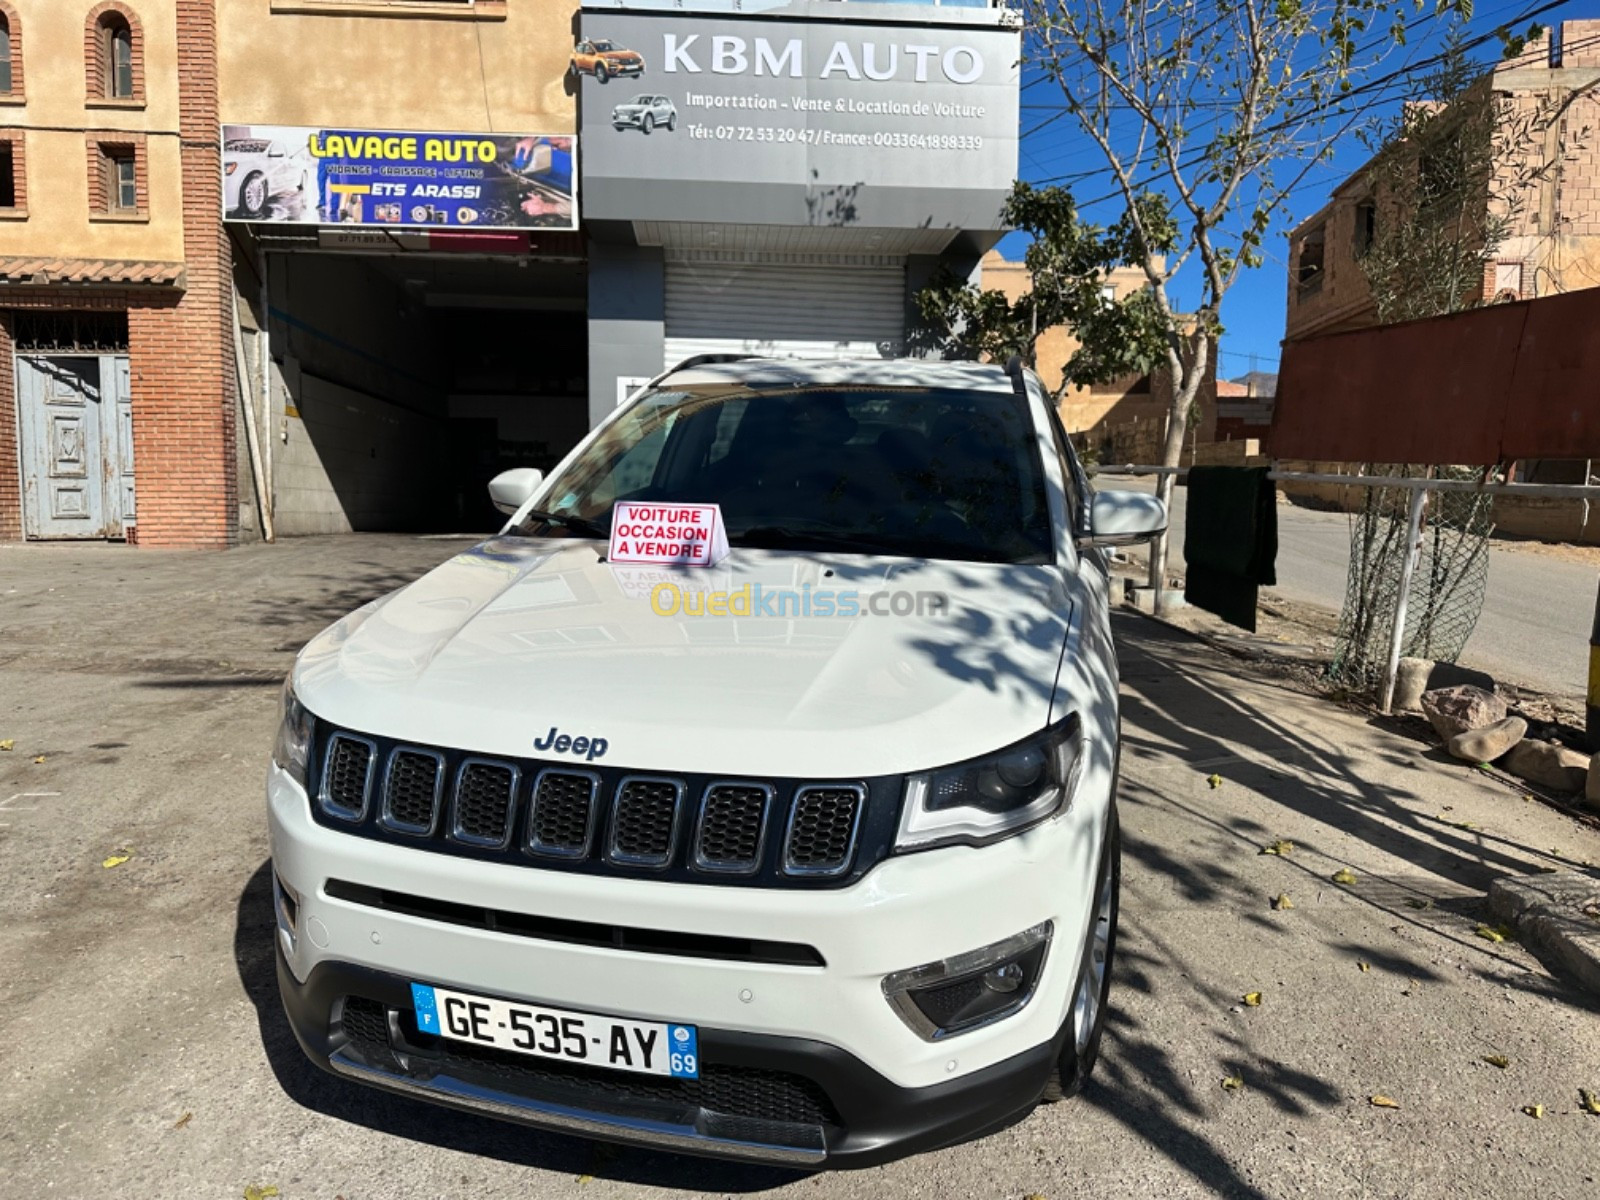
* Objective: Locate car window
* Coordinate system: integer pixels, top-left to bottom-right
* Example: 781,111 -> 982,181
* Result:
523,385 -> 1054,564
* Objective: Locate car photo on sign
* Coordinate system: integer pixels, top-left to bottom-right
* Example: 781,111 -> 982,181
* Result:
571,37 -> 645,84
612,95 -> 677,134
223,138 -> 313,220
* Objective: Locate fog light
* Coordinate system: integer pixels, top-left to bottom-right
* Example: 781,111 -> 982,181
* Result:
882,922 -> 1052,1041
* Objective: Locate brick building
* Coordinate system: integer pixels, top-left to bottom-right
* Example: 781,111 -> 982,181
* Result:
0,0 -> 234,546
1285,18 -> 1600,343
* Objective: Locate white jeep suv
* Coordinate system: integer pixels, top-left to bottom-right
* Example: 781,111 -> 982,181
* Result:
267,356 -> 1165,1166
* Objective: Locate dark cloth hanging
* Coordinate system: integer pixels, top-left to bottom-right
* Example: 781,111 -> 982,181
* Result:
1182,465 -> 1278,632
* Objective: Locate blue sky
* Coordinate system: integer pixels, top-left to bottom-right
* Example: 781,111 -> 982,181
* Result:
1001,0 -> 1584,381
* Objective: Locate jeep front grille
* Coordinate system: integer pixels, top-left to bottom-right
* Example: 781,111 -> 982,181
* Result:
320,733 -> 376,820
694,783 -> 772,874
381,749 -> 445,834
527,769 -> 600,858
451,760 -> 518,848
306,726 -> 883,888
608,777 -> 684,868
783,785 -> 865,877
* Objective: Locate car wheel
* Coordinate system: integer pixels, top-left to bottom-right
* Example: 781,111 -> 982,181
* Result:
1040,805 -> 1120,1103
666,113 -> 676,131
642,115 -> 654,135
241,172 -> 268,219
595,63 -> 609,84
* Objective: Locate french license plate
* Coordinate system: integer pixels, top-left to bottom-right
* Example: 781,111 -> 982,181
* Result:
410,982 -> 699,1079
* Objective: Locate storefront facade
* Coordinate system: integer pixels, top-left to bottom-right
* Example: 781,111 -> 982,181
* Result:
578,0 -> 1020,424
3,0 -> 1020,546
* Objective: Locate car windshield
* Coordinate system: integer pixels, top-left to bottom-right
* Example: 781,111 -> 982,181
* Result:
518,384 -> 1055,564
226,141 -> 271,154
592,40 -> 614,51
632,95 -> 651,104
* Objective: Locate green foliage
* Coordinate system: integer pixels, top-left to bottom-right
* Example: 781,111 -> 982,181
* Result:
913,182 -> 1170,393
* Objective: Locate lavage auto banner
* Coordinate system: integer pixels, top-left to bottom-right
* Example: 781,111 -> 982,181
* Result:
221,124 -> 577,230
577,13 -> 1019,227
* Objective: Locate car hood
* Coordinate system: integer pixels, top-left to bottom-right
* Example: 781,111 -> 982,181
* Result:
613,103 -> 648,113
295,537 -> 1075,778
599,50 -> 641,61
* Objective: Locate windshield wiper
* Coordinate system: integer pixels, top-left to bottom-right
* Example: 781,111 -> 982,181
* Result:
520,510 -> 609,538
733,525 -> 910,556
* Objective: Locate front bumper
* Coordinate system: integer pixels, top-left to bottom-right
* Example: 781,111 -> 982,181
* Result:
268,757 -> 1111,1164
279,948 -> 1060,1167
612,114 -> 648,128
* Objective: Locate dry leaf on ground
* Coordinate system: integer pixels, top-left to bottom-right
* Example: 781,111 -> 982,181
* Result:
1272,893 -> 1294,910
1522,1104 -> 1544,1119
243,1188 -> 280,1200
102,850 -> 132,869
1259,840 -> 1293,856
1578,1088 -> 1600,1115
32,755 -> 45,764
1369,1095 -> 1400,1109
1243,991 -> 1263,1007
1358,961 -> 1372,973
173,1111 -> 193,1129
1405,897 -> 1434,911
1332,867 -> 1358,885
1221,1076 -> 1244,1091
1482,1055 -> 1509,1069
0,739 -> 13,751
1207,773 -> 1223,789
1475,924 -> 1510,944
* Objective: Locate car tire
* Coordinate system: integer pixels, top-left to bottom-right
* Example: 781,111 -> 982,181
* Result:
240,172 -> 268,220
1040,804 -> 1120,1103
642,115 -> 654,135
595,63 -> 610,84
667,113 -> 676,131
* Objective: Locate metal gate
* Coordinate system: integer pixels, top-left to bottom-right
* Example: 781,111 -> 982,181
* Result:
16,354 -> 136,539
663,253 -> 907,366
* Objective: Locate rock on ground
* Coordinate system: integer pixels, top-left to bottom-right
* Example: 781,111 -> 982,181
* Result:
1394,659 -> 1498,713
1503,739 -> 1591,793
1447,716 -> 1527,764
1420,684 -> 1507,742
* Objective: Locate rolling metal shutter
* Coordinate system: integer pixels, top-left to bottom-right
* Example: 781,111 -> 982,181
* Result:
663,253 -> 907,368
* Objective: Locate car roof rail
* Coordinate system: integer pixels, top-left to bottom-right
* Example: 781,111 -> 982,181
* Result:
665,353 -> 759,375
1004,353 -> 1028,399
618,354 -> 759,408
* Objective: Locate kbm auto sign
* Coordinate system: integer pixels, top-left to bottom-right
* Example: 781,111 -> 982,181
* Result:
577,13 -> 1018,228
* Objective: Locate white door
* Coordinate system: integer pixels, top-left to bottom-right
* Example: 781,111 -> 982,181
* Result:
663,255 -> 906,367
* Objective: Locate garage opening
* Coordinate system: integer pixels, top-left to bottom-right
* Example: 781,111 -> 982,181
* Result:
247,242 -> 586,536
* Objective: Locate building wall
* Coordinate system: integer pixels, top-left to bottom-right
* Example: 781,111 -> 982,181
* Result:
0,0 -> 186,263
0,0 -> 236,547
219,0 -> 575,133
1286,18 -> 1600,344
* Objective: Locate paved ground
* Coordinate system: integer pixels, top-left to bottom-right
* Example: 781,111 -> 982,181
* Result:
3,535 -> 1600,1199
1104,475 -> 1598,697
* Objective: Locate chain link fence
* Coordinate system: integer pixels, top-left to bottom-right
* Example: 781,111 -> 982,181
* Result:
1330,465 -> 1498,688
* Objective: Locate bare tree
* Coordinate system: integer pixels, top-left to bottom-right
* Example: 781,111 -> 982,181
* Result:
1021,0 -> 1464,609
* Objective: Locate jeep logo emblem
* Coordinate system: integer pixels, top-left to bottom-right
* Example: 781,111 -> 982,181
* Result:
534,726 -> 609,761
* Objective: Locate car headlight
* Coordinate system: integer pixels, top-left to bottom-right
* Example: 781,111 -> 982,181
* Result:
272,675 -> 315,788
895,715 -> 1083,852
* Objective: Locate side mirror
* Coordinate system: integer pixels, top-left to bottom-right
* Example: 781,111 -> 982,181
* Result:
488,467 -> 544,516
1081,490 -> 1167,548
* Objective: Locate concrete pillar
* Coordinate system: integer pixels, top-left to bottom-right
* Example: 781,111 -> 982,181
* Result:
587,242 -> 665,429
